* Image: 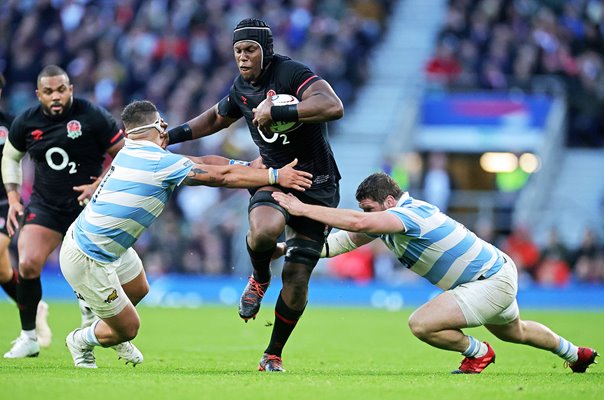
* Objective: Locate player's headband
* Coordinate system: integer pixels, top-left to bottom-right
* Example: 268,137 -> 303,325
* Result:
126,115 -> 165,136
233,26 -> 274,70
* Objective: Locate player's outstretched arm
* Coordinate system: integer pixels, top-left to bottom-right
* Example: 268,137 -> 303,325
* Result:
272,192 -> 404,234
182,158 -> 312,190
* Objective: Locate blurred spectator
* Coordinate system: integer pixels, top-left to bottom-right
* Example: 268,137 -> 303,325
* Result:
572,228 -> 604,283
425,39 -> 462,86
328,245 -> 374,283
421,152 -> 453,212
500,224 -> 540,280
535,228 -> 572,286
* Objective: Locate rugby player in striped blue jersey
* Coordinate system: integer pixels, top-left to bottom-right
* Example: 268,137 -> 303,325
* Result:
273,173 -> 598,374
60,100 -> 312,368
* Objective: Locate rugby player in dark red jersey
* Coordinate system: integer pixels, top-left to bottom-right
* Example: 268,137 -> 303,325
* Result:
167,18 -> 344,372
1,65 -> 124,358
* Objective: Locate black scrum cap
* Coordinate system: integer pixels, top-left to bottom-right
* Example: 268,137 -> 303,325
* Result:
233,18 -> 274,70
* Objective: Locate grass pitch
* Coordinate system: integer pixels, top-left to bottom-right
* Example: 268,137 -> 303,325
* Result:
0,302 -> 601,400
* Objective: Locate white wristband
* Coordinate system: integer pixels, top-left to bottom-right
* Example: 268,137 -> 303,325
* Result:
322,230 -> 358,258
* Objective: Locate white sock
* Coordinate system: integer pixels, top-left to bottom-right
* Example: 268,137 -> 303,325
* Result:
462,336 -> 487,358
554,336 -> 578,363
81,320 -> 101,347
21,329 -> 37,340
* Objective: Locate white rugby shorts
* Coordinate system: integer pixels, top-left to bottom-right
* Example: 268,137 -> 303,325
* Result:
450,256 -> 519,327
60,225 -> 143,318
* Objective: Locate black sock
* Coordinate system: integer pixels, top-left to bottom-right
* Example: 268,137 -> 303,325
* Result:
265,292 -> 305,357
16,275 -> 42,331
247,242 -> 275,283
1,269 -> 19,302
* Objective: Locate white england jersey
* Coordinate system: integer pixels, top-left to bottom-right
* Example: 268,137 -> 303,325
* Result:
381,193 -> 504,290
73,138 -> 193,262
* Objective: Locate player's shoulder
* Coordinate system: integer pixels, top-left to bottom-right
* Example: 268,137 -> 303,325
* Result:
12,104 -> 41,128
273,54 -> 311,71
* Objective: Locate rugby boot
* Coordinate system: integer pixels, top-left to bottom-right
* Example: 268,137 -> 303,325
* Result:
239,275 -> 270,321
452,342 -> 495,374
65,329 -> 97,368
3,333 -> 40,358
36,300 -> 52,348
111,341 -> 144,366
567,347 -> 598,373
258,353 -> 285,372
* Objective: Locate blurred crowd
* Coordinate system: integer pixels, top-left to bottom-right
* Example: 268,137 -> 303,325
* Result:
0,0 -> 393,119
424,0 -> 604,147
0,0 -> 394,277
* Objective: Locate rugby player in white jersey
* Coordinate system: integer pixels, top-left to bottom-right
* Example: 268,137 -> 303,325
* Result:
60,100 -> 312,368
273,172 -> 598,374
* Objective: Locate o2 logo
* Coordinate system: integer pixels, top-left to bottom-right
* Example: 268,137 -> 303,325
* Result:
45,147 -> 78,174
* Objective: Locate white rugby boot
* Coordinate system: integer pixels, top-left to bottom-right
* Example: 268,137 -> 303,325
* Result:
65,329 -> 97,368
111,341 -> 144,366
3,333 -> 40,358
36,300 -> 52,347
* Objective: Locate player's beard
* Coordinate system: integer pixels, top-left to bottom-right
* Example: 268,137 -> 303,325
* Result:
43,96 -> 73,120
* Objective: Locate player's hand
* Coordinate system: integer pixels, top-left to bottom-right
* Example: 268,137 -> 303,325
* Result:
73,178 -> 97,206
276,159 -> 312,191
252,93 -> 274,134
271,192 -> 306,216
6,202 -> 24,237
250,156 -> 266,169
272,242 -> 287,260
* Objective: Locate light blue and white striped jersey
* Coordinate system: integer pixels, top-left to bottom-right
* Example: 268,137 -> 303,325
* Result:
380,193 -> 504,290
74,138 -> 193,262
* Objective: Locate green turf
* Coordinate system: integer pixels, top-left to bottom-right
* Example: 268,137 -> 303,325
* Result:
0,302 -> 601,400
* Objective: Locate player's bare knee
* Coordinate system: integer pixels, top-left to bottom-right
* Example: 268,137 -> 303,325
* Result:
247,227 -> 281,249
408,314 -> 430,339
18,258 -> 43,279
119,322 -> 140,342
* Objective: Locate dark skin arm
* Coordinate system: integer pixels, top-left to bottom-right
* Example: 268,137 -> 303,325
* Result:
253,80 -> 344,134
186,104 -> 238,140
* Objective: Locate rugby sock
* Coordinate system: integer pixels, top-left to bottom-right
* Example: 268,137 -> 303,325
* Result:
81,320 -> 101,347
0,268 -> 19,302
21,329 -> 36,340
246,242 -> 275,283
554,336 -> 578,363
265,292 -> 304,357
16,275 -> 42,331
462,336 -> 487,358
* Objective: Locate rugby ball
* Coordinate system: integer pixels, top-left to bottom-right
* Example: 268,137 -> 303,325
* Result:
259,94 -> 301,133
